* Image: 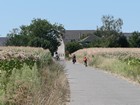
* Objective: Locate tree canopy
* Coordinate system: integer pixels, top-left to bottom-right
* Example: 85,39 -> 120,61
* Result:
6,18 -> 65,55
65,42 -> 82,54
94,15 -> 129,47
128,31 -> 140,47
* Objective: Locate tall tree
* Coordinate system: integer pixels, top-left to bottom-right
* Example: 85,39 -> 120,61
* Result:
94,15 -> 127,47
6,18 -> 65,54
95,15 -> 123,37
6,28 -> 30,46
101,15 -> 123,32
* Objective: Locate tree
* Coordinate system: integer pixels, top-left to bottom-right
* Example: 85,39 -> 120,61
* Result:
6,18 -> 65,55
117,35 -> 129,47
106,33 -> 129,47
89,39 -> 103,47
101,15 -> 123,33
65,42 -> 82,54
28,37 -> 50,48
128,31 -> 140,47
6,28 -> 31,46
94,15 -> 124,47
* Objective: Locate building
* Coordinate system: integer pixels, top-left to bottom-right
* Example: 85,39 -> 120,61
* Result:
63,30 -> 95,44
0,37 -> 8,46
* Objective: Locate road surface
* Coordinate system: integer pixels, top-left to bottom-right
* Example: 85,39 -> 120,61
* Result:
65,61 -> 140,105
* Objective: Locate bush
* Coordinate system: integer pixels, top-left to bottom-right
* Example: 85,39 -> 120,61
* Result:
65,42 -> 82,54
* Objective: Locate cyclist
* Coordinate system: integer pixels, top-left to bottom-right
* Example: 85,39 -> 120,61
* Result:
72,54 -> 76,64
83,56 -> 87,67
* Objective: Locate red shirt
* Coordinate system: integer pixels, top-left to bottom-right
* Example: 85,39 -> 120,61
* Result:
84,57 -> 87,61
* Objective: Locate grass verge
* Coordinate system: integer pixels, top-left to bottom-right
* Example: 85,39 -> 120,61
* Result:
90,56 -> 140,84
0,47 -> 69,105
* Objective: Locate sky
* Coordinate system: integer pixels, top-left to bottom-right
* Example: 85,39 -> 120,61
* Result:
0,0 -> 140,36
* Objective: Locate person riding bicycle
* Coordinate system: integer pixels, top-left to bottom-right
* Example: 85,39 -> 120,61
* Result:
55,52 -> 59,60
83,56 -> 87,66
72,54 -> 76,64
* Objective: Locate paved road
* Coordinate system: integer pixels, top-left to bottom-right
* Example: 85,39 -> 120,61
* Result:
65,61 -> 140,105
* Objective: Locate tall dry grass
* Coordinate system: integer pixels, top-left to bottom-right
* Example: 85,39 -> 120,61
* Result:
73,48 -> 140,62
31,62 -> 69,105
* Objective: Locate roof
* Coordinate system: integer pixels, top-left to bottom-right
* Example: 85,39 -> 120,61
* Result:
0,37 -> 8,46
123,33 -> 132,37
80,33 -> 100,43
64,30 -> 95,39
63,30 -> 96,43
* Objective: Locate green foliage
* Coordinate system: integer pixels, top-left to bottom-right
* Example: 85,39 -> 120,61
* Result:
0,58 -> 36,72
106,34 -> 129,47
128,31 -> 140,47
65,42 -> 82,54
94,15 -> 129,47
28,37 -> 50,49
101,15 -> 123,32
5,29 -> 28,46
0,47 -> 52,105
6,18 -> 65,55
0,58 -> 39,97
1,64 -> 40,105
124,57 -> 140,66
116,35 -> 129,47
89,38 -> 107,47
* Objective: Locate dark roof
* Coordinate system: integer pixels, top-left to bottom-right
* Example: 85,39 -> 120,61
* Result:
0,37 -> 8,46
80,34 -> 100,43
64,30 -> 95,39
123,33 -> 132,37
63,30 -> 96,43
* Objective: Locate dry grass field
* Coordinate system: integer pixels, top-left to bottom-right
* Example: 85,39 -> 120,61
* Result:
73,48 -> 140,62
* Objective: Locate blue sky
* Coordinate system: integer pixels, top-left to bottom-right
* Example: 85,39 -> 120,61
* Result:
0,0 -> 140,36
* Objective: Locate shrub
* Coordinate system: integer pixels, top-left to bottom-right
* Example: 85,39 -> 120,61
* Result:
65,42 -> 82,54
